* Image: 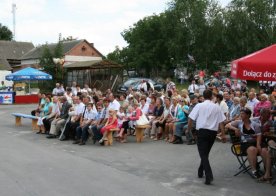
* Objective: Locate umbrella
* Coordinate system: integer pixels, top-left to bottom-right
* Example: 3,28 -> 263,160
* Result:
231,44 -> 276,81
5,67 -> 52,93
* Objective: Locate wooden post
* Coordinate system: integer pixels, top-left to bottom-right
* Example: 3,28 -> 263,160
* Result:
104,132 -> 113,146
135,125 -> 150,143
15,116 -> 22,126
104,129 -> 119,146
135,127 -> 143,143
32,119 -> 39,131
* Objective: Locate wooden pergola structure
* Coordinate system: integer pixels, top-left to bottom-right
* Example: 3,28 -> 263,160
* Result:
64,60 -> 124,90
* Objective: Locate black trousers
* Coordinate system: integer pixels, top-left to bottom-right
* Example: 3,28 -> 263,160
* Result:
121,121 -> 130,134
197,129 -> 217,180
63,121 -> 80,139
43,117 -> 54,132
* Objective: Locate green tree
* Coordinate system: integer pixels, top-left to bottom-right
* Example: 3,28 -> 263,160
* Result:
0,23 -> 13,40
107,0 -> 276,78
39,41 -> 64,90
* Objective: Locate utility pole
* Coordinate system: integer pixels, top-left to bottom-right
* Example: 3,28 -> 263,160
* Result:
11,3 -> 16,40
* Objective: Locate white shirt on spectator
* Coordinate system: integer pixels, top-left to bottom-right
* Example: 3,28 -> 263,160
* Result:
76,102 -> 85,115
109,99 -> 120,111
198,84 -> 206,95
189,100 -> 226,131
146,97 -> 151,105
188,84 -> 199,94
52,87 -> 64,95
51,102 -> 60,116
71,87 -> 77,96
64,93 -> 73,104
247,98 -> 259,110
84,109 -> 97,120
117,111 -> 125,126
140,103 -> 149,115
216,101 -> 229,115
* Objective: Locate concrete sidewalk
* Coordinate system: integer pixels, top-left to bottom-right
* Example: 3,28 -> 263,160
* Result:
0,104 -> 275,196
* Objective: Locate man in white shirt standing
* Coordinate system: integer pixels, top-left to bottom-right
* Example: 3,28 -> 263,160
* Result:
188,89 -> 226,185
198,79 -> 206,95
188,80 -> 199,95
71,81 -> 78,96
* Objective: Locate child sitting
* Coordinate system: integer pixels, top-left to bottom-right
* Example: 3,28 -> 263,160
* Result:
118,106 -> 133,143
116,106 -> 126,137
99,109 -> 118,144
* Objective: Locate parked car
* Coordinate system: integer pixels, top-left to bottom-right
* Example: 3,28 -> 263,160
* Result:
117,78 -> 166,93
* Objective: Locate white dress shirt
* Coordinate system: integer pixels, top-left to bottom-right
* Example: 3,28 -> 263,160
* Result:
84,109 -> 97,120
109,99 -> 120,111
247,98 -> 259,110
217,100 -> 229,115
140,103 -> 149,115
75,102 -> 85,115
188,84 -> 199,94
189,100 -> 226,131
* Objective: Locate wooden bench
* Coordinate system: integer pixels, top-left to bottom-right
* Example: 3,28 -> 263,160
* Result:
104,128 -> 120,146
12,113 -> 39,131
135,125 -> 151,143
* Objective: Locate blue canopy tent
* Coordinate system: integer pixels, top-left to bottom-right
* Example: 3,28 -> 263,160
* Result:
5,67 -> 52,93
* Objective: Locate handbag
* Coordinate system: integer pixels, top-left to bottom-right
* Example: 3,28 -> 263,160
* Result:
136,114 -> 149,126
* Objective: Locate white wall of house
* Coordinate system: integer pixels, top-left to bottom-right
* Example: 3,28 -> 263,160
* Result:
21,59 -> 39,65
0,71 -> 13,87
21,55 -> 102,67
64,55 -> 102,63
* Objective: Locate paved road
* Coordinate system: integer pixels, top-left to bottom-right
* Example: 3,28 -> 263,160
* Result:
0,104 -> 275,196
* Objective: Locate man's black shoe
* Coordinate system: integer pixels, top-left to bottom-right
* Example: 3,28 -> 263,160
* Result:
187,140 -> 196,145
73,140 -> 80,144
173,138 -> 183,144
47,135 -> 56,139
198,167 -> 204,178
205,177 -> 213,185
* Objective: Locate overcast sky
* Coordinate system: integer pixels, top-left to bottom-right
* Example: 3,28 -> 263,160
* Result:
0,0 -> 231,55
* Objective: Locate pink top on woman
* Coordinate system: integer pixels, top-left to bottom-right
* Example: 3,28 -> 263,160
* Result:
129,108 -> 142,121
253,101 -> 271,117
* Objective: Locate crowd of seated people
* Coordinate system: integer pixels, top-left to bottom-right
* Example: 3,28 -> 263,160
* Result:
31,78 -> 276,183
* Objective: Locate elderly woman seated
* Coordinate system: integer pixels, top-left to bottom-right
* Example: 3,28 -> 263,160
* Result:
226,108 -> 262,178
253,94 -> 271,117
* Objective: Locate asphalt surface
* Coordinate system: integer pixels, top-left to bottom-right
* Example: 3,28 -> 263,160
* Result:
0,104 -> 275,196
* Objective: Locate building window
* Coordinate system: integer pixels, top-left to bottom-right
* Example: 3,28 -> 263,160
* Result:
81,46 -> 86,52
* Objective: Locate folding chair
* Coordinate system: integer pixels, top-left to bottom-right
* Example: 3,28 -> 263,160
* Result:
229,130 -> 262,178
269,145 -> 276,185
